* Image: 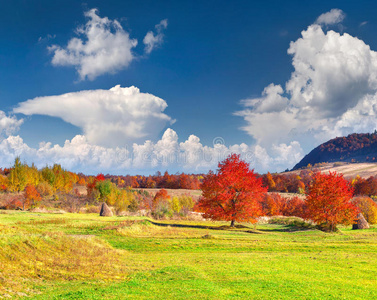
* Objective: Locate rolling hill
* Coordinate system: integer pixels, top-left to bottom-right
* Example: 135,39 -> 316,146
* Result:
293,132 -> 377,170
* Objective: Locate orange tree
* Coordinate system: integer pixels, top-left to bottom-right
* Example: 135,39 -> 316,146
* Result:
196,154 -> 267,227
152,189 -> 172,219
23,185 -> 42,210
306,172 -> 358,231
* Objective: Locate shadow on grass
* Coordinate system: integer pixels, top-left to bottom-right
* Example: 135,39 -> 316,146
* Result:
257,225 -> 316,233
256,217 -> 318,233
146,220 -> 266,234
100,219 -> 314,234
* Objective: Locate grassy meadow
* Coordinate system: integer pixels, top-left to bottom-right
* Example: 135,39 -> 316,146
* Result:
0,211 -> 376,299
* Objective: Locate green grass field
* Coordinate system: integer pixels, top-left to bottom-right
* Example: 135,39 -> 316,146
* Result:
1,211 -> 376,299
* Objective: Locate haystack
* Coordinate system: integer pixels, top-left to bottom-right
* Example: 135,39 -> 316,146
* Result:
99,203 -> 113,217
352,213 -> 369,230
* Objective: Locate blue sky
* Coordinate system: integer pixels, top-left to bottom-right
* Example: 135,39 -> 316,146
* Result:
1,0 -> 377,174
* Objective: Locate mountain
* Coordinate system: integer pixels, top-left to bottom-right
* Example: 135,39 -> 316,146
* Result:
293,132 -> 377,170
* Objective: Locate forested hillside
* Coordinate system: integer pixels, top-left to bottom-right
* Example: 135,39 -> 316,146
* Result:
294,132 -> 377,170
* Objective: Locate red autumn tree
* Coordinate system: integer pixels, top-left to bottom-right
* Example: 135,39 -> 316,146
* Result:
23,184 -> 41,210
306,172 -> 358,231
196,154 -> 267,227
95,173 -> 106,182
153,188 -> 170,209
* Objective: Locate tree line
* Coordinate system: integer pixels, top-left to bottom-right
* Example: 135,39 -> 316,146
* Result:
0,156 -> 377,230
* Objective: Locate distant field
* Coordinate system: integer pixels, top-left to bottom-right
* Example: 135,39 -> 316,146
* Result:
286,162 -> 377,179
135,188 -> 202,200
1,211 -> 376,299
135,189 -> 303,201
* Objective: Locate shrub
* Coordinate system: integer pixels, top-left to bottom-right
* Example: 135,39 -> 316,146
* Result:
96,180 -> 114,203
268,216 -> 315,229
114,189 -> 133,214
36,181 -> 53,197
151,200 -> 173,219
3,195 -> 23,210
177,194 -> 195,216
151,189 -> 172,219
83,205 -> 100,214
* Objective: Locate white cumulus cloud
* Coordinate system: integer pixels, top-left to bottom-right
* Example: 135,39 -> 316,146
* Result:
236,15 -> 377,163
315,8 -> 345,25
143,19 -> 168,54
0,111 -> 23,137
0,128 -> 302,174
48,8 -> 138,81
14,85 -> 174,148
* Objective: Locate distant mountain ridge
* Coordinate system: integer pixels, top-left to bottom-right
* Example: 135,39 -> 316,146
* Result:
293,132 -> 377,170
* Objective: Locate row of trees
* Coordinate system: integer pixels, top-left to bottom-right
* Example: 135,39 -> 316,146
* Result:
0,158 -> 88,210
2,157 -> 377,197
261,169 -> 377,197
1,156 -> 377,229
0,158 -> 85,194
196,154 -> 375,231
86,174 -> 195,217
103,172 -> 202,190
0,158 -> 199,215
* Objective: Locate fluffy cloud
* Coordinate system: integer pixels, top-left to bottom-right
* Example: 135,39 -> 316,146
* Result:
14,8 -> 377,174
0,128 -> 300,174
143,19 -> 168,54
14,85 -> 174,148
0,135 -> 131,174
0,111 -> 23,137
315,8 -> 345,25
240,84 -> 288,113
236,10 -> 377,162
48,9 -> 138,80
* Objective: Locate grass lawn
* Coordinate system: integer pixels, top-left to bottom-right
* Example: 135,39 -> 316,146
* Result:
0,211 -> 376,299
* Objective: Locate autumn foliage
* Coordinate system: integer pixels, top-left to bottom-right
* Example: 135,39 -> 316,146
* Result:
23,185 -> 41,210
196,154 -> 267,227
305,172 -> 358,231
353,196 -> 377,224
153,189 -> 170,208
261,193 -> 286,216
261,193 -> 306,218
281,196 -> 307,218
107,171 -> 202,190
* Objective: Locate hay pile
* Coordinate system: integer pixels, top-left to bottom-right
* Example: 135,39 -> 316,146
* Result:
353,213 -> 369,230
99,203 -> 113,217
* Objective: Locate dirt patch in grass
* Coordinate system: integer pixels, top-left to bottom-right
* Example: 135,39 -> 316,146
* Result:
18,218 -> 68,225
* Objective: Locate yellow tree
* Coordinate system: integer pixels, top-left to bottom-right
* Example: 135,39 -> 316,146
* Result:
8,157 -> 27,192
25,163 -> 42,187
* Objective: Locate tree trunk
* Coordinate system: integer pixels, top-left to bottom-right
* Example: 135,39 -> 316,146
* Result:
230,219 -> 235,227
